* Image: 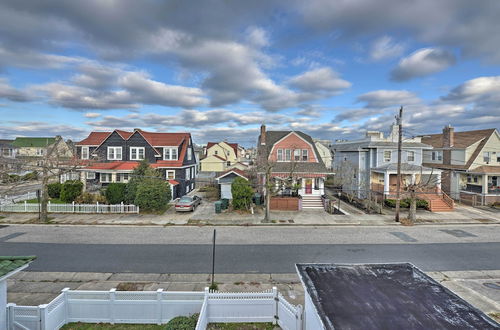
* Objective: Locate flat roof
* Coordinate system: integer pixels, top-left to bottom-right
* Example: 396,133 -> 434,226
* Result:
296,263 -> 499,330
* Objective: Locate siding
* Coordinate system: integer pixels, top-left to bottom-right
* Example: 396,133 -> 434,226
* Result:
269,133 -> 318,162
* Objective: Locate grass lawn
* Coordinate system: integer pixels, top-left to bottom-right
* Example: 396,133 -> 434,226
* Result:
61,323 -> 165,330
24,198 -> 65,204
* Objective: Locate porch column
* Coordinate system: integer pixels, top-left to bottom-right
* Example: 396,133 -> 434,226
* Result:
111,172 -> 117,183
482,174 -> 488,194
384,172 -> 390,195
411,174 -> 416,185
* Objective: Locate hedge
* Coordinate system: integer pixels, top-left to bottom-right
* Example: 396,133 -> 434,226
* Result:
384,198 -> 428,209
47,182 -> 62,199
105,183 -> 127,204
231,177 -> 253,210
60,180 -> 83,203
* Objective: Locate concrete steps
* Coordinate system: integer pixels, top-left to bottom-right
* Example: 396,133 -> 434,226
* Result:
302,195 -> 324,209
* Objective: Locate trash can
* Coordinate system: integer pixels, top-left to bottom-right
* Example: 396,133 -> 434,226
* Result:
254,193 -> 261,205
221,198 -> 229,209
215,201 -> 222,213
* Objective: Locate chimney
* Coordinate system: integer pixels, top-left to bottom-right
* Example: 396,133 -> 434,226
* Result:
260,124 -> 266,145
443,125 -> 454,148
134,128 -> 142,132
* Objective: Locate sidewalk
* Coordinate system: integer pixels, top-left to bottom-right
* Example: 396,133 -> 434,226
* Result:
7,270 -> 500,322
1,203 -> 499,226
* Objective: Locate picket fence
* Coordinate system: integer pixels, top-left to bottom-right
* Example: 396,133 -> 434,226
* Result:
0,201 -> 139,214
0,191 -> 37,205
7,287 -> 302,330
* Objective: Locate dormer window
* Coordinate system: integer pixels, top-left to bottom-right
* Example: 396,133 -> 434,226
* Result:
130,147 -> 145,160
163,147 -> 178,160
302,149 -> 308,161
81,146 -> 89,160
107,147 -> 122,160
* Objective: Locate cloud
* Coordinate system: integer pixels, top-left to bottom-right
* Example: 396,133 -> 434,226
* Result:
357,90 -> 421,108
84,112 -> 101,118
369,36 -> 405,61
288,67 -> 351,95
246,26 -> 270,48
0,47 -> 83,70
0,78 -> 33,102
391,48 -> 456,81
441,76 -> 500,103
0,121 -> 87,140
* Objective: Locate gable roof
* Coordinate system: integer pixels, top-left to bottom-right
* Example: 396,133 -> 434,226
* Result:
421,128 -> 496,149
12,137 -> 56,148
207,141 -> 238,155
76,129 -> 190,147
0,256 -> 36,280
216,168 -> 249,180
83,161 -> 139,171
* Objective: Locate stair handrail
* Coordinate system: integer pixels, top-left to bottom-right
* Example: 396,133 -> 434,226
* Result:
441,191 -> 454,209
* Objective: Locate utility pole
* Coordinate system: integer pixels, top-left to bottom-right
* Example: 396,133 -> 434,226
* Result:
395,106 -> 403,222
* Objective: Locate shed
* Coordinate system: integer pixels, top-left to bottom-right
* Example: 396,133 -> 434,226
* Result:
216,169 -> 249,199
0,256 -> 36,330
296,263 -> 499,330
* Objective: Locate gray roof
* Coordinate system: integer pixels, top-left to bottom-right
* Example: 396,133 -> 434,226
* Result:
0,139 -> 14,147
296,263 -> 499,330
333,140 -> 432,152
372,163 -> 440,173
261,130 -> 328,173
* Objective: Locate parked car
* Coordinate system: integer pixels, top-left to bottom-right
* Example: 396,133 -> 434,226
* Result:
175,195 -> 202,212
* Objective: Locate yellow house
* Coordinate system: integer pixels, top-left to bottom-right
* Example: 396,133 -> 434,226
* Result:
200,141 -> 240,172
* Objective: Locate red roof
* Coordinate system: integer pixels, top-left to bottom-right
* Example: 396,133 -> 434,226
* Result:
76,132 -> 112,146
207,141 -> 238,155
84,161 -> 139,171
76,129 -> 190,148
216,168 -> 249,180
168,179 -> 180,185
151,160 -> 184,168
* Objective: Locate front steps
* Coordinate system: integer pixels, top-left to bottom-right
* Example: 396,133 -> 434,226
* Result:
302,195 -> 324,210
421,194 -> 454,212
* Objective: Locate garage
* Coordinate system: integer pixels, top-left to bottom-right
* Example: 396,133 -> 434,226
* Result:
216,169 -> 249,200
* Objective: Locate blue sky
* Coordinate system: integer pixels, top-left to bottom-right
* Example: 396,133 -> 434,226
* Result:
0,0 -> 499,146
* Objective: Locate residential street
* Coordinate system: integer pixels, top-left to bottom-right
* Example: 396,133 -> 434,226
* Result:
1,224 -> 499,273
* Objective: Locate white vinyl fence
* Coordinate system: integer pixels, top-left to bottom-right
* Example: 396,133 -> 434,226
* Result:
7,287 -> 302,330
0,192 -> 37,205
0,201 -> 139,214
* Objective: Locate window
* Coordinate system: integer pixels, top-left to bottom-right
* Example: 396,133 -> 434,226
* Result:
227,161 -> 231,166
214,150 -> 218,155
497,154 -> 500,163
285,149 -> 291,161
407,151 -> 415,162
277,149 -> 283,161
166,170 -> 175,180
81,146 -> 89,160
431,151 -> 442,161
36,148 -> 44,156
86,172 -> 96,180
227,151 -> 230,156
302,149 -> 308,161
100,173 -> 112,183
383,150 -> 392,162
107,147 -> 122,160
483,151 -> 491,163
467,174 -> 479,183
130,147 -> 145,160
1,148 -> 13,157
186,167 -> 191,180
294,149 -> 301,161
187,148 -> 192,161
163,147 -> 178,160
122,173 -> 129,182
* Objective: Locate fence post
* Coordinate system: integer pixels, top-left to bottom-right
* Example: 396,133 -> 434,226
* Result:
296,304 -> 303,330
6,303 -> 16,329
48,201 -> 51,213
156,288 -> 163,324
97,202 -> 99,214
121,202 -> 124,213
72,201 -> 75,213
24,201 -> 27,212
62,287 -> 70,324
109,288 -> 116,324
273,286 -> 278,325
137,205 -> 140,214
39,304 -> 48,330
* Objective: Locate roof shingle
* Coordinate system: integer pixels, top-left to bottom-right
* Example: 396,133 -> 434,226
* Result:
0,256 -> 36,278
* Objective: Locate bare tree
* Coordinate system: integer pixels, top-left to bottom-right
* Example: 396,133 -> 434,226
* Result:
402,168 -> 437,224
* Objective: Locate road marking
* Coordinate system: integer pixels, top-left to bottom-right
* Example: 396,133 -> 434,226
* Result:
390,232 -> 418,242
0,232 -> 25,242
439,229 -> 477,238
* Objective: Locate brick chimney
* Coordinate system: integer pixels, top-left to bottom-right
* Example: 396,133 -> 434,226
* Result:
442,125 -> 454,148
260,124 -> 266,145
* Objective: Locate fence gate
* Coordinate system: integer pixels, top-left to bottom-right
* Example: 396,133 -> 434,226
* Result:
277,293 -> 303,330
7,304 -> 41,330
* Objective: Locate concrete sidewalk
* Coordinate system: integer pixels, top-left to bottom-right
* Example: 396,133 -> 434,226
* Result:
7,270 -> 500,322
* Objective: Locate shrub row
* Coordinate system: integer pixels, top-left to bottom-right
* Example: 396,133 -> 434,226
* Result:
384,198 -> 428,209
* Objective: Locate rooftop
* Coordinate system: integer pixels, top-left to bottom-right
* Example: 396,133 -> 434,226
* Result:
421,128 -> 497,149
12,137 -> 56,148
296,263 -> 498,330
0,256 -> 36,279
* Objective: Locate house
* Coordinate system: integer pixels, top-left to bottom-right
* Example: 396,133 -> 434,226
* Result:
0,256 -> 36,330
332,124 -> 451,211
296,263 -> 498,330
257,125 -> 330,209
313,139 -> 333,170
200,141 -> 239,172
75,129 -> 197,199
0,140 -> 16,173
216,169 -> 249,199
421,126 -> 500,206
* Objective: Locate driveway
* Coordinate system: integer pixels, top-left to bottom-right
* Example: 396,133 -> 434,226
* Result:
163,198 -> 215,224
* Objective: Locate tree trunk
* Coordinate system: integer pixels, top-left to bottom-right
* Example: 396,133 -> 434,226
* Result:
40,167 -> 50,223
263,173 -> 271,222
408,189 -> 416,224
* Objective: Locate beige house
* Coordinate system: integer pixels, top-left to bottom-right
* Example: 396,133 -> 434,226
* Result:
200,141 -> 240,172
421,126 -> 500,206
12,136 -> 74,173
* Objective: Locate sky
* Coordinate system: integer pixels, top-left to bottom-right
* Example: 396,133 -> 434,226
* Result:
0,0 -> 499,147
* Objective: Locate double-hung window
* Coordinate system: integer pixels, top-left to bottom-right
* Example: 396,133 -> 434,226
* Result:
166,170 -> 175,180
86,172 -> 96,180
407,151 -> 415,162
483,152 -> 491,163
163,147 -> 178,160
100,173 -> 112,183
302,149 -> 308,161
130,147 -> 145,160
294,149 -> 301,161
431,151 -> 443,161
383,150 -> 392,162
81,147 -> 89,160
277,149 -> 283,161
36,148 -> 44,156
107,147 -> 122,160
187,148 -> 192,161
285,149 -> 291,161
186,168 -> 191,180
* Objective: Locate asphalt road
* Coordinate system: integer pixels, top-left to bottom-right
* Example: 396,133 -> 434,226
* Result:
1,224 -> 499,273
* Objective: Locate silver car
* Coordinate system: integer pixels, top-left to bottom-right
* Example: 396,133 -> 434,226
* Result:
175,195 -> 202,212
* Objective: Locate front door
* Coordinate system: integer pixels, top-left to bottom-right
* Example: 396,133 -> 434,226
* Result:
305,179 -> 312,194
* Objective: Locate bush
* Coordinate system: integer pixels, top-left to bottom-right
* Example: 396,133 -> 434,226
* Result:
47,183 -> 62,199
22,171 -> 38,181
231,177 -> 253,210
385,198 -> 428,209
134,180 -> 171,212
8,174 -> 20,182
125,160 -> 150,203
105,183 -> 127,204
60,180 -> 83,203
165,314 -> 198,330
416,199 -> 429,209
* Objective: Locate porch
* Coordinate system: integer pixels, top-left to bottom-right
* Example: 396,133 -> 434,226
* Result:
459,172 -> 500,206
271,173 -> 325,197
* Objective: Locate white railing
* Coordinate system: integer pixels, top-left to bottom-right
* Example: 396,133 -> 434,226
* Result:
0,191 -> 37,205
0,201 -> 139,213
7,287 -> 303,330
